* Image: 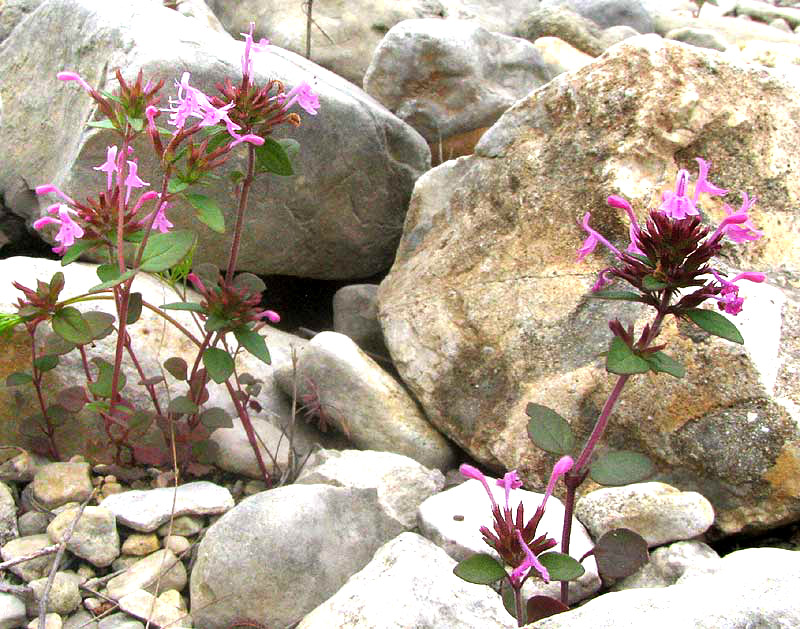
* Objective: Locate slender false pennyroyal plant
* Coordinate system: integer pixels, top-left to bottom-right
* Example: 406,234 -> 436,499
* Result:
3,23 -> 318,483
456,158 -> 765,623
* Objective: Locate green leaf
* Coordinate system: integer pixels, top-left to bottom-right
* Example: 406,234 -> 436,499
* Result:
34,355 -> 59,372
279,138 -> 300,161
199,407 -> 234,430
255,136 -> 294,176
6,372 -> 33,386
167,178 -> 190,194
52,307 -> 93,345
588,290 -> 644,302
83,311 -> 116,341
538,552 -> 585,581
203,347 -> 235,384
127,292 -> 143,325
526,403 -> 574,455
642,275 -> 668,291
232,272 -> 265,296
88,358 -> 126,398
86,119 -> 118,130
97,264 -> 121,283
127,117 -> 144,132
606,337 -> 650,375
140,230 -> 197,273
186,193 -> 225,234
685,308 -> 744,344
594,528 -> 649,579
124,230 -> 146,244
589,450 -> 654,486
204,313 -> 230,333
645,350 -> 685,379
453,554 -> 507,585
168,395 -> 199,415
61,239 -> 101,265
627,252 -> 654,267
88,268 -> 136,293
191,439 -> 219,464
234,326 -> 271,365
163,356 -> 188,381
161,301 -> 206,313
501,579 -> 518,621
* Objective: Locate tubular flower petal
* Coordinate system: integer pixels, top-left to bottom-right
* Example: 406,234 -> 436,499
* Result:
540,455 -> 573,512
151,201 -> 174,234
459,463 -> 498,510
510,529 -> 550,586
660,169 -> 698,219
720,193 -> 763,243
35,184 -> 76,205
123,161 -> 149,205
496,471 -> 523,511
578,213 -> 621,261
257,309 -> 280,323
709,269 -> 766,315
57,71 -> 93,94
94,146 -> 119,191
33,204 -> 84,254
693,158 -> 728,202
240,22 -> 270,78
278,81 -> 320,115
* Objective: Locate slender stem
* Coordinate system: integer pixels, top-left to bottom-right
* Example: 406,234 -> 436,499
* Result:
225,143 -> 257,282
225,379 -> 271,485
512,580 -> 524,626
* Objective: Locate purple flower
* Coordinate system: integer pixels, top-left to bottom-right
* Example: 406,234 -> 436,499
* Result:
459,463 -> 498,510
693,158 -> 728,203
240,22 -> 270,78
607,195 -> 644,254
57,71 -> 93,94
709,269 -> 766,315
720,192 -> 763,243
496,471 -> 523,511
228,132 -> 265,148
279,81 -> 320,116
94,146 -> 119,191
577,212 -> 621,261
123,160 -> 149,205
257,309 -> 280,323
660,169 -> 699,220
151,201 -> 174,234
35,184 -> 75,206
510,529 -> 550,586
33,204 -> 84,254
540,455 -> 573,512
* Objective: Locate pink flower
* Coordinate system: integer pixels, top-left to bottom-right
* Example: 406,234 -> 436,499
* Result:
33,204 -> 84,254
94,146 -> 119,191
693,158 -> 728,203
577,212 -> 621,261
57,71 -> 93,94
510,529 -> 550,586
540,455 -> 573,512
459,463 -> 498,511
660,169 -> 698,220
35,184 -> 75,205
228,132 -> 265,148
496,471 -> 523,511
607,195 -> 643,255
124,161 -> 149,205
710,269 -> 766,315
240,22 -> 270,78
279,81 -> 320,115
152,201 -> 174,234
167,72 -> 243,140
720,192 -> 763,243
257,309 -> 280,323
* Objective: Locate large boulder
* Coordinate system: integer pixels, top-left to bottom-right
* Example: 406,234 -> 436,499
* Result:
207,0 -> 445,85
0,0 -> 429,280
364,19 -> 553,145
190,484 -> 402,629
540,0 -> 655,33
378,35 -> 800,535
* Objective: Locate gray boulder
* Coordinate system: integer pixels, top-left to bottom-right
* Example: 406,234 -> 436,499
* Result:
541,0 -> 654,32
0,0 -> 429,280
364,19 -> 553,144
190,484 -> 403,629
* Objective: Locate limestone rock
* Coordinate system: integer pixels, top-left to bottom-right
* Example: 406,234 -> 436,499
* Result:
274,332 -> 456,471
540,0 -> 655,33
378,35 -> 800,534
364,19 -> 553,144
46,506 -> 120,568
332,284 -> 387,357
190,484 -> 402,629
296,532 -> 515,628
0,482 -> 18,546
611,540 -> 721,590
31,462 -> 92,510
105,549 -> 187,600
575,482 -> 715,547
1,534 -> 56,582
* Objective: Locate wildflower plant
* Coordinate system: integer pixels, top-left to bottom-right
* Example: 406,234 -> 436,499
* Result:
456,158 -> 765,624
2,23 -> 317,483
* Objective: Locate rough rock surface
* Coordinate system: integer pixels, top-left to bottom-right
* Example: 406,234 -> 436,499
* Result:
378,35 -> 800,534
364,19 -> 553,144
0,0 -> 430,280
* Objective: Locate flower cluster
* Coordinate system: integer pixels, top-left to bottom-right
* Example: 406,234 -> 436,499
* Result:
579,158 -> 766,317
187,271 -> 279,333
460,455 -> 573,587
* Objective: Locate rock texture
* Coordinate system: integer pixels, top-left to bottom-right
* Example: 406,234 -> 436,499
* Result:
378,35 -> 800,534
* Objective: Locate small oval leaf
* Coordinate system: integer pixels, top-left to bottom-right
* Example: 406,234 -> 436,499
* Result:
163,356 -> 188,381
606,337 -> 650,375
234,326 -> 271,365
168,395 -> 199,415
526,403 -> 575,455
453,554 -> 507,585
6,372 -> 33,386
34,354 -> 59,372
203,347 -> 235,384
52,307 -> 93,345
594,528 -> 649,579
538,552 -> 585,581
127,292 -> 143,325
685,308 -> 744,344
645,350 -> 685,379
199,407 -> 234,430
140,230 -> 197,273
589,450 -> 654,486
526,595 -> 570,623
186,193 -> 225,234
